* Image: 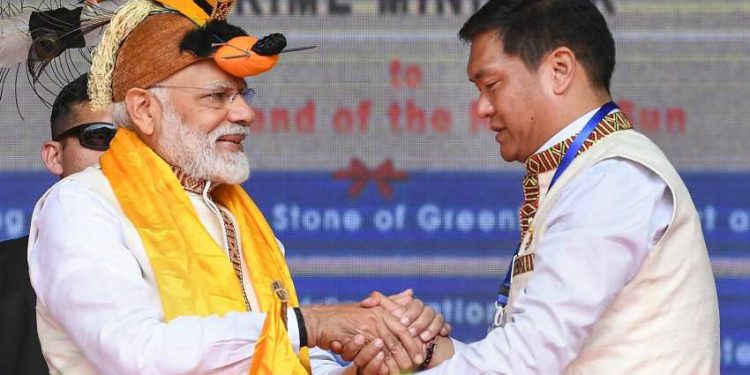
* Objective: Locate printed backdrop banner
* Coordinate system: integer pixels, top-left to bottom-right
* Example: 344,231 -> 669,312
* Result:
0,1 -> 748,373
3,171 -> 748,257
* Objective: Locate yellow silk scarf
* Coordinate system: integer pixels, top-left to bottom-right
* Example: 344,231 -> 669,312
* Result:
100,129 -> 310,374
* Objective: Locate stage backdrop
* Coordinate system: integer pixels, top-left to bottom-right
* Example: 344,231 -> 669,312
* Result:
1,1 -> 749,373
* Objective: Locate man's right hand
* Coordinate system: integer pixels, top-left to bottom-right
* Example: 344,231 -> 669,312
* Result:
361,290 -> 450,342
301,304 -> 425,371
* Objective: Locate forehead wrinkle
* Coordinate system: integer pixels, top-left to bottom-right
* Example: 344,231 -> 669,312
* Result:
203,79 -> 248,90
469,68 -> 485,83
468,49 -> 493,82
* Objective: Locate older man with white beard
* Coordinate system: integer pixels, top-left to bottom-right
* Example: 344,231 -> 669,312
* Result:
26,1 -> 445,375
122,78 -> 254,186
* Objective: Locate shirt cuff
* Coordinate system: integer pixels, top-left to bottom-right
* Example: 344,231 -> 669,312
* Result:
287,307 -> 301,354
450,338 -> 467,353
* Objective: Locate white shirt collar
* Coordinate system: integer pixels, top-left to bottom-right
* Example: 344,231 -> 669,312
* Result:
535,106 -> 620,154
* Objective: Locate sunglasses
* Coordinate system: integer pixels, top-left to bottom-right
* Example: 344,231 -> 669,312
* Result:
53,122 -> 117,151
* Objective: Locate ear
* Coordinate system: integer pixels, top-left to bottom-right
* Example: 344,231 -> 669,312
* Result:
124,88 -> 160,136
41,141 -> 64,177
544,47 -> 577,96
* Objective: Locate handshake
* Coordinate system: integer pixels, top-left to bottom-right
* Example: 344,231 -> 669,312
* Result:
301,289 -> 454,374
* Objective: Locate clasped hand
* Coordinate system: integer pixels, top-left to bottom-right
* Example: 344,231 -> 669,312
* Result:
302,289 -> 450,375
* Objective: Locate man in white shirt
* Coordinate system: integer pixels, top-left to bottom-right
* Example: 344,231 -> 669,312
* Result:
356,0 -> 720,373
0,72 -> 113,375
27,1 -> 444,374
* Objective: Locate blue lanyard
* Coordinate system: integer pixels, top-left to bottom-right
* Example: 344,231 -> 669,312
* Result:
495,102 -> 619,308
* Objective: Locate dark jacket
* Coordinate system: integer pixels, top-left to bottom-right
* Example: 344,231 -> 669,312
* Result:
0,236 -> 48,374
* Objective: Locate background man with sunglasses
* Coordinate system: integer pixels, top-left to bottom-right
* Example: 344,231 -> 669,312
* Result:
41,73 -> 116,179
0,73 -> 113,375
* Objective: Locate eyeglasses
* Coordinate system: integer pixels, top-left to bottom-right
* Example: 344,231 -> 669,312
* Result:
53,122 -> 117,151
150,84 -> 256,109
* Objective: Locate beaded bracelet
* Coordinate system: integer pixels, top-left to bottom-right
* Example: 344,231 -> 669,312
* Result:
417,338 -> 437,371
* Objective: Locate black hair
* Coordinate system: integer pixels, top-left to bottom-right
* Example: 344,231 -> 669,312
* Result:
50,73 -> 90,139
180,20 -> 247,57
179,20 -> 286,58
458,0 -> 615,91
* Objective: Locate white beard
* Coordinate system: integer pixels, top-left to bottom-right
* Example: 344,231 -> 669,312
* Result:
156,100 -> 251,185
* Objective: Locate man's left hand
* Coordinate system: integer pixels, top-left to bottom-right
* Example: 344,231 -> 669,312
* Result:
331,290 -> 451,374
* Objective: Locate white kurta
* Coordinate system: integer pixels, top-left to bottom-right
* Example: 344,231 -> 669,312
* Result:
27,167 -> 347,375
423,108 -> 675,374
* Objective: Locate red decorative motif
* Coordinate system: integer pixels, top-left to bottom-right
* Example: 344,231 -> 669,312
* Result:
334,158 -> 408,200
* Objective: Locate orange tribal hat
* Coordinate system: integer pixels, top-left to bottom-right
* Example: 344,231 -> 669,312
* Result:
88,0 -> 305,110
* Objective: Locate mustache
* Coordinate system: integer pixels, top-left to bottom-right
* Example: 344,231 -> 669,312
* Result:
209,123 -> 251,142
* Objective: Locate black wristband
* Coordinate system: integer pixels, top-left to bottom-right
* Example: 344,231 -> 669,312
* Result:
293,307 -> 308,348
417,338 -> 437,371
